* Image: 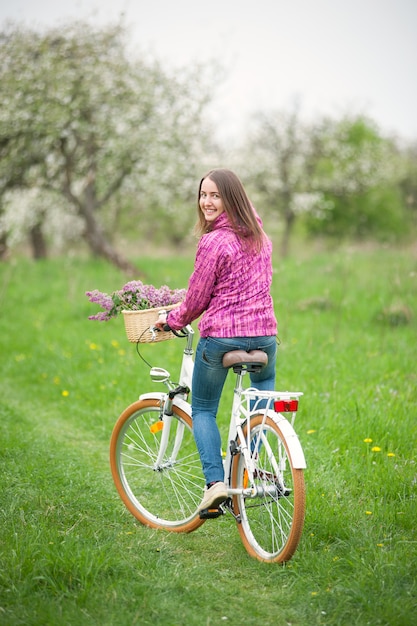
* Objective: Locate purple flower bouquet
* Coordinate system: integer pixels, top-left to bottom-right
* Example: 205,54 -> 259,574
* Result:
86,280 -> 186,343
86,280 -> 186,321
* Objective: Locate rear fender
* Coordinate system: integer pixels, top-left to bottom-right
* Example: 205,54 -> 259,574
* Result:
272,412 -> 306,469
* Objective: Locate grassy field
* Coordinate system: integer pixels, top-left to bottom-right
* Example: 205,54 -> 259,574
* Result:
0,246 -> 416,626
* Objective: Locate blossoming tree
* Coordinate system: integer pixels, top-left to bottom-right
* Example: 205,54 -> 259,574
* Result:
0,21 -> 211,269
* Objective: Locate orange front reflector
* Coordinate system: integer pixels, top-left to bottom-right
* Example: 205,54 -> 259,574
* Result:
243,469 -> 249,489
150,421 -> 164,434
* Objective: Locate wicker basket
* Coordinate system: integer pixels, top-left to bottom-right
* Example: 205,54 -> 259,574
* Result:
122,304 -> 179,343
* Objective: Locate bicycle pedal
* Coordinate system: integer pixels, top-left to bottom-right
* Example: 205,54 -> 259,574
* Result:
199,507 -> 224,519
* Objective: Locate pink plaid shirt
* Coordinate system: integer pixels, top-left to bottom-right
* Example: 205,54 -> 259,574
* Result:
167,212 -> 277,338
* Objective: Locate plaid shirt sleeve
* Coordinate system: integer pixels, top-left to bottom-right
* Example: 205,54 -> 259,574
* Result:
166,235 -> 218,330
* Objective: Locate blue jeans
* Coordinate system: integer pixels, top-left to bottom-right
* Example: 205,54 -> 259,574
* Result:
191,336 -> 277,485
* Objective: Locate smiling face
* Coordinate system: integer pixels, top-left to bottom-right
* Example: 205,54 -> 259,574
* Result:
199,176 -> 225,223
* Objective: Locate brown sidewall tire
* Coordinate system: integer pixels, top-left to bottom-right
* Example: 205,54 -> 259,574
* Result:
110,398 -> 205,533
231,413 -> 305,562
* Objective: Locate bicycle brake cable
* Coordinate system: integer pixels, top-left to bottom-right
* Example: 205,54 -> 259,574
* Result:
135,325 -> 187,369
135,329 -> 154,369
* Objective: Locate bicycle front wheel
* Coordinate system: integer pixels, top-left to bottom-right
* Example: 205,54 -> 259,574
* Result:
110,398 -> 206,533
231,413 -> 305,563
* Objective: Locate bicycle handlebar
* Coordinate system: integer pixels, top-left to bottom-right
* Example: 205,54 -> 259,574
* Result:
151,324 -> 193,339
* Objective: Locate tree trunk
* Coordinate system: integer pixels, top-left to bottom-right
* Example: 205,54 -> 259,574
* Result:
30,222 -> 48,259
279,186 -> 295,258
71,172 -> 141,277
82,205 -> 139,276
0,232 -> 8,260
84,228 -> 138,276
280,208 -> 295,258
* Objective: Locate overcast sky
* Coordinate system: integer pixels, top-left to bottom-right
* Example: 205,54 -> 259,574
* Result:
1,0 -> 416,143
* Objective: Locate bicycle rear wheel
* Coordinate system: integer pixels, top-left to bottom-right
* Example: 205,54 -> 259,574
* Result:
231,413 -> 305,563
110,398 -> 206,533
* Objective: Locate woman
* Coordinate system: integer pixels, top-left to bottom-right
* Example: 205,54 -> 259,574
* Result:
155,169 -> 277,512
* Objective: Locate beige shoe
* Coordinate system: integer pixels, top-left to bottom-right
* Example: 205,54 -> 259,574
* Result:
198,481 -> 228,512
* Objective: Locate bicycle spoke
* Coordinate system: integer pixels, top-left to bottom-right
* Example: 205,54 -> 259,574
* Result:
232,414 -> 305,563
110,400 -> 206,532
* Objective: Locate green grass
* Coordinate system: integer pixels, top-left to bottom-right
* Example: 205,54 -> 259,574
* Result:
0,247 -> 416,626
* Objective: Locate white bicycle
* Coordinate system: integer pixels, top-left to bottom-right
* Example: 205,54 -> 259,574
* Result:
110,321 -> 306,563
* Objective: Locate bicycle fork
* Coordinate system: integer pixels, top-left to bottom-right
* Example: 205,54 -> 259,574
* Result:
146,385 -> 190,471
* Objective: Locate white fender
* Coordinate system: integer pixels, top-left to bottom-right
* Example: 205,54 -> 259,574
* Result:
139,392 -> 192,418
139,392 -> 165,402
272,412 -> 307,469
173,396 -> 192,416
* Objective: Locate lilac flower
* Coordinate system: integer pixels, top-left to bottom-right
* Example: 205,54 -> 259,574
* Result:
85,281 -> 186,321
88,311 -> 113,321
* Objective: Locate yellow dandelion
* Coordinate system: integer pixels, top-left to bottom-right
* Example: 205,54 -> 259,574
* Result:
371,446 -> 381,452
307,429 -> 317,435
387,452 -> 396,457
53,376 -> 60,385
89,342 -> 98,350
363,438 -> 373,443
311,591 -> 319,597
365,511 -> 373,515
62,390 -> 69,397
111,340 -> 119,348
377,543 -> 384,548
118,349 -> 126,356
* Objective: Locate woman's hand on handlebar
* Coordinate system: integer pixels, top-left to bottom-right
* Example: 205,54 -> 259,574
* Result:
154,312 -> 170,332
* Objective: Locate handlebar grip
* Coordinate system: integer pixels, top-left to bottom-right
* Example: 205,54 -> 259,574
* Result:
153,320 -> 190,338
155,309 -> 171,333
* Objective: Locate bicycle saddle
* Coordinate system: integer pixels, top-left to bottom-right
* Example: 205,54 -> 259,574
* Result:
222,349 -> 268,371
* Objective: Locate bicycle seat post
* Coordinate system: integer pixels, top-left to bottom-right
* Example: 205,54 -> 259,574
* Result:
222,349 -> 268,415
234,366 -> 246,393
222,350 -> 269,474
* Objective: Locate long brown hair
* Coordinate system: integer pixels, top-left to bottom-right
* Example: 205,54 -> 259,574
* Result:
195,169 -> 265,251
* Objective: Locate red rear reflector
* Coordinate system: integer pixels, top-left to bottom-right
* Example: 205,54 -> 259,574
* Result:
274,399 -> 298,412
